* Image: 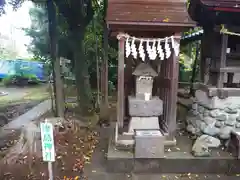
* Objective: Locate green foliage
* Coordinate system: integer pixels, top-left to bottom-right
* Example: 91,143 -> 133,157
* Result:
24,74 -> 40,83
23,3 -> 117,89
23,7 -> 50,61
2,73 -> 40,86
2,75 -> 14,86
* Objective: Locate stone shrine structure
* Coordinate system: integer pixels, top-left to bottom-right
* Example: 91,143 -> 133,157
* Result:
126,63 -> 163,135
186,0 -> 240,143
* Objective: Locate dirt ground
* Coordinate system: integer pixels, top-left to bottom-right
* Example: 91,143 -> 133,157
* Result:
0,120 -> 240,180
0,85 -> 49,126
0,115 -> 99,180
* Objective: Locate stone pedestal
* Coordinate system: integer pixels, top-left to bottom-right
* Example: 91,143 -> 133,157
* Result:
128,96 -> 163,117
126,96 -> 163,135
127,117 -> 160,135
135,130 -> 165,158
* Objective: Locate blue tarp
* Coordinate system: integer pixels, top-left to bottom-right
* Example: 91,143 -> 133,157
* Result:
0,59 -> 45,81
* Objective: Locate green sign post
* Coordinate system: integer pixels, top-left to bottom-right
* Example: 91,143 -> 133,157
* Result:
40,122 -> 55,162
40,121 -> 55,180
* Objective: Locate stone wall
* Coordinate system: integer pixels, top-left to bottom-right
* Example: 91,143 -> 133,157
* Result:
187,90 -> 240,140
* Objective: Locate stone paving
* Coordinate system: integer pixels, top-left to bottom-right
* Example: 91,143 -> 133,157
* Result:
0,99 -> 51,139
83,127 -> 240,180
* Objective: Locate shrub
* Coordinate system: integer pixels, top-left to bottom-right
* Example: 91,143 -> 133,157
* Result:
2,75 -> 16,86
2,74 -> 41,86
25,74 -> 41,84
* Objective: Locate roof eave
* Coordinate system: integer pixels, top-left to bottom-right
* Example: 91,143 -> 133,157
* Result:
107,20 -> 196,28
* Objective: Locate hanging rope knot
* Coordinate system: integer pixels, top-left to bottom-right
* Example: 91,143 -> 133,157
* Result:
117,33 -> 180,60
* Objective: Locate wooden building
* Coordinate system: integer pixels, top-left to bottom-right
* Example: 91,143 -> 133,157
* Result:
106,0 -> 195,141
188,0 -> 240,96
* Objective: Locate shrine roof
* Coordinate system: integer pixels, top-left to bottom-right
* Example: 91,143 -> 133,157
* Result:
106,0 -> 195,32
188,0 -> 240,26
199,0 -> 240,8
133,63 -> 158,77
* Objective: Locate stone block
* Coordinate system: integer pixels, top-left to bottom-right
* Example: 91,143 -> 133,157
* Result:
195,90 -> 240,109
136,78 -> 153,95
128,96 -> 163,116
134,130 -> 165,158
128,117 -> 160,134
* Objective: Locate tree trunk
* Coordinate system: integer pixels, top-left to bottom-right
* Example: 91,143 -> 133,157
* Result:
93,17 -> 100,107
190,42 -> 200,96
72,29 -> 93,114
47,0 -> 64,117
102,21 -> 109,106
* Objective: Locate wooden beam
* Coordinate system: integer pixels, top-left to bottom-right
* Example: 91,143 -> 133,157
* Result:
211,67 -> 240,73
217,33 -> 228,88
117,36 -> 125,128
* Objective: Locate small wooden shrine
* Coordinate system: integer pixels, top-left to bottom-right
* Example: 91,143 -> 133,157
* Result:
106,0 -> 195,156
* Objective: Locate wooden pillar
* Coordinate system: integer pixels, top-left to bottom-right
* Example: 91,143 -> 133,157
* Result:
217,33 -> 228,88
168,34 -> 180,136
117,36 -> 125,128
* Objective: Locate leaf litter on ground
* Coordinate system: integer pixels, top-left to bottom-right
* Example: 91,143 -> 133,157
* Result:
0,112 -> 99,180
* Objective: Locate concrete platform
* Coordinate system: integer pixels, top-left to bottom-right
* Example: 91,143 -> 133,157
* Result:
107,133 -> 240,174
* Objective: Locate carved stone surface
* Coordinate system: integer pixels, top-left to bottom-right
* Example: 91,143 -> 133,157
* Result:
132,63 -> 158,77
135,130 -> 165,158
136,77 -> 153,96
128,96 -> 163,117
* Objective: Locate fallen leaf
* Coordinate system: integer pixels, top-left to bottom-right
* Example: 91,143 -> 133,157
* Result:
163,18 -> 169,22
57,156 -> 62,159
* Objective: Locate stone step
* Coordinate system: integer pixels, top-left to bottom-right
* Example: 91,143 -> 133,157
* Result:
107,129 -> 240,173
115,134 -> 134,151
118,134 -> 133,140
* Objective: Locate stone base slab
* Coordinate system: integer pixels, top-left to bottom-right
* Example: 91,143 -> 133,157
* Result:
107,138 -> 240,174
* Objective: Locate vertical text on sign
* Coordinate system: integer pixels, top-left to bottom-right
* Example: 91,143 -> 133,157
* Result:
40,122 -> 55,162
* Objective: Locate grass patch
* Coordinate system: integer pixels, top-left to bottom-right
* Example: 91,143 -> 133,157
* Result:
0,86 -> 49,107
